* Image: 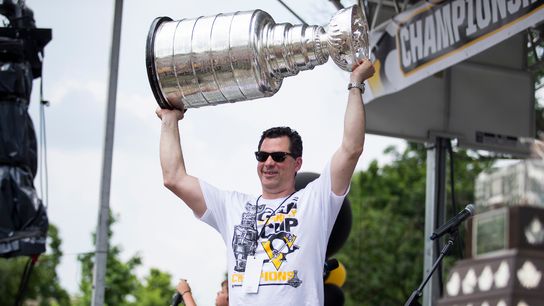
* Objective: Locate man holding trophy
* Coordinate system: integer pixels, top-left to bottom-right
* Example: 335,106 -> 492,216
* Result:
150,5 -> 374,305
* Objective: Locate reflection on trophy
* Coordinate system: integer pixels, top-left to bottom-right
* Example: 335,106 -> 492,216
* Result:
146,5 -> 369,110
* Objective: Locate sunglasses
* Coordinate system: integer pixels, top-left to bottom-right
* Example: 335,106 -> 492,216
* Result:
254,151 -> 294,162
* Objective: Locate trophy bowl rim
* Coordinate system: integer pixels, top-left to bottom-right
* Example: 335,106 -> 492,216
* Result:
327,4 -> 370,72
146,16 -> 174,110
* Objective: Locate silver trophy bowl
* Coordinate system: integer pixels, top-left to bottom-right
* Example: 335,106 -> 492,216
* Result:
146,5 -> 369,110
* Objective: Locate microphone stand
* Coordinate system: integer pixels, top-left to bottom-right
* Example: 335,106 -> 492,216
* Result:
403,230 -> 458,306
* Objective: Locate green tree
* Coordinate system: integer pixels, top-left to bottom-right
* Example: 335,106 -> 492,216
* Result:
535,100 -> 543,141
0,224 -> 70,306
74,212 -> 176,306
133,268 -> 175,306
528,28 -> 544,136
337,143 -> 494,306
75,212 -> 142,306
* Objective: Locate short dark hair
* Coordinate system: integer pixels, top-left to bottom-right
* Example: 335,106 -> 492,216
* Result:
258,126 -> 303,158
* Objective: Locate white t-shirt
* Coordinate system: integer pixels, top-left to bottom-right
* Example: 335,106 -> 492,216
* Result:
199,162 -> 346,305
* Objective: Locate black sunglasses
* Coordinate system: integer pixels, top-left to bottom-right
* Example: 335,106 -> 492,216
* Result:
254,151 -> 294,162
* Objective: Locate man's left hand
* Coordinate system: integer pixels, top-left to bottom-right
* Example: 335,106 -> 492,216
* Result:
351,59 -> 375,84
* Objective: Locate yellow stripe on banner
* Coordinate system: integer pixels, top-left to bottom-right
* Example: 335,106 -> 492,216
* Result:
398,2 -> 437,24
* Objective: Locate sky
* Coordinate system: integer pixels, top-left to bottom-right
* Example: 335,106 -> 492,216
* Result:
21,1 -> 406,305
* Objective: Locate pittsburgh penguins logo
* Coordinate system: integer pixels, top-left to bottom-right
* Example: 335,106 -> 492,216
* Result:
261,231 -> 298,270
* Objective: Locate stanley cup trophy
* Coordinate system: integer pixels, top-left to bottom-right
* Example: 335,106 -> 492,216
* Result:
146,5 -> 369,110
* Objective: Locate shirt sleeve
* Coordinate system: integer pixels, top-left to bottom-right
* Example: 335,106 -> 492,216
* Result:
198,179 -> 252,243
198,179 -> 227,233
303,160 -> 349,236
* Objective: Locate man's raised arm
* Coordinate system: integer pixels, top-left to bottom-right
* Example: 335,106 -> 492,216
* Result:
331,59 -> 375,195
156,108 -> 206,217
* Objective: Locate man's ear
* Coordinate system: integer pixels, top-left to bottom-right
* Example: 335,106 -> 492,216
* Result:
294,157 -> 302,172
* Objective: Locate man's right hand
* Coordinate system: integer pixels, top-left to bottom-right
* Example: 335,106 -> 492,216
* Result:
156,107 -> 185,121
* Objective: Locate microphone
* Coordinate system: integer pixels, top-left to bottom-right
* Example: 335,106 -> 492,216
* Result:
170,292 -> 182,306
430,204 -> 475,240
